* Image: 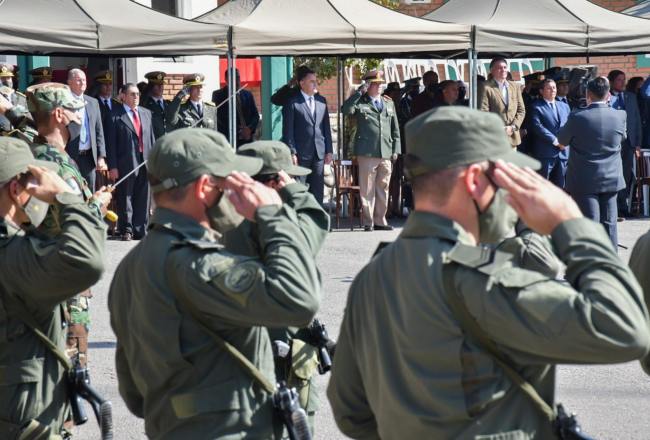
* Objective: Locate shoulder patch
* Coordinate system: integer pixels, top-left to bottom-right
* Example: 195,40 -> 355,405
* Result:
224,261 -> 258,293
444,242 -> 513,276
204,101 -> 216,107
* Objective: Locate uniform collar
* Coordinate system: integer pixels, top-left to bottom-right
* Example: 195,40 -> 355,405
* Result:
0,218 -> 25,242
149,207 -> 218,242
400,211 -> 475,245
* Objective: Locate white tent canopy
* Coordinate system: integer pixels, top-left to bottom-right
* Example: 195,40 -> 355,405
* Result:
623,1 -> 650,18
0,0 -> 228,55
423,0 -> 650,56
195,0 -> 471,57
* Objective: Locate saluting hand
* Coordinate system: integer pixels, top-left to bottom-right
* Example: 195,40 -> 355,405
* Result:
492,160 -> 582,235
25,165 -> 72,205
224,171 -> 283,221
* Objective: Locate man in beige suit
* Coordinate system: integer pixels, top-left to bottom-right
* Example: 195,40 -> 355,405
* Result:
480,58 -> 526,148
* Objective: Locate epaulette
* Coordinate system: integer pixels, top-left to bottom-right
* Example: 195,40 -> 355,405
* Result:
443,242 -> 512,276
171,238 -> 223,251
112,98 -> 121,104
204,101 -> 216,107
14,91 -> 25,98
382,95 -> 393,102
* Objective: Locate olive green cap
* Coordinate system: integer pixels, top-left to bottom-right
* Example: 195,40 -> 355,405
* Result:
148,128 -> 263,193
25,82 -> 85,113
238,141 -> 311,177
0,137 -> 57,184
404,106 -> 540,178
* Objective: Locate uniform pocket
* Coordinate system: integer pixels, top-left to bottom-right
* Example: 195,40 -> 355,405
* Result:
0,358 -> 44,424
170,379 -> 241,419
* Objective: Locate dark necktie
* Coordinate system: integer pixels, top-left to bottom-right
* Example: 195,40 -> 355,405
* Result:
617,93 -> 626,110
132,109 -> 143,153
158,99 -> 164,111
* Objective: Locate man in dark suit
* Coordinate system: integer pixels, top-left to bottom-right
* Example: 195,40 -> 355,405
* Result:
558,77 -> 626,247
212,69 -> 260,147
530,79 -> 571,188
608,70 -> 643,217
94,70 -> 119,147
66,68 -> 107,191
281,67 -> 333,205
142,71 -> 169,140
106,83 -> 155,241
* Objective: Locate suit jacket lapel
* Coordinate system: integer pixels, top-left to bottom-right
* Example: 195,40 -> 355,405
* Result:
301,96 -> 315,124
120,107 -> 137,135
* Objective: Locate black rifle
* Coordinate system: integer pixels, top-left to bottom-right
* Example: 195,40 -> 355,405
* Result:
306,319 -> 336,374
273,381 -> 312,440
68,361 -> 114,440
554,403 -> 594,440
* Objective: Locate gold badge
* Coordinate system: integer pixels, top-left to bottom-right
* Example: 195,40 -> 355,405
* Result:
157,73 -> 163,80
195,75 -> 201,82
0,66 -> 6,73
105,72 -> 112,80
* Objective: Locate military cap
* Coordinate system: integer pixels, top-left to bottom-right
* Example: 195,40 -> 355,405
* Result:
363,70 -> 384,83
0,137 -> 57,184
25,82 -> 85,113
94,70 -> 113,84
0,64 -> 14,78
145,71 -> 166,85
238,141 -> 311,177
555,69 -> 571,84
404,77 -> 421,87
383,82 -> 401,95
183,73 -> 205,87
543,66 -> 563,79
148,128 -> 263,193
29,66 -> 52,81
404,106 -> 540,178
523,72 -> 545,84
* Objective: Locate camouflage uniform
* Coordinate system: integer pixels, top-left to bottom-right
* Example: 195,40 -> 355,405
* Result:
31,137 -> 103,368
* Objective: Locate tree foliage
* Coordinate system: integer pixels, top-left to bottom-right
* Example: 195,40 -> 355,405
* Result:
292,0 -> 397,82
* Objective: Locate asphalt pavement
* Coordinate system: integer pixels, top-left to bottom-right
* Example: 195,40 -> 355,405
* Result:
76,216 -> 650,439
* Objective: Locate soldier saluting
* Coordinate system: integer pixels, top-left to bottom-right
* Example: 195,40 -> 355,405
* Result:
165,73 -> 217,131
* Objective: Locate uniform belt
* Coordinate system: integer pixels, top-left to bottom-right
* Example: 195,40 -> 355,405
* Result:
78,149 -> 91,156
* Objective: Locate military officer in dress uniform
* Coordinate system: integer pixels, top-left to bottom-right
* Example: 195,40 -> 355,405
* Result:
166,73 -> 217,131
29,66 -> 53,86
142,71 -> 170,139
342,70 -> 400,231
108,128 -> 323,439
328,106 -> 650,440
0,64 -> 27,134
94,70 -> 119,145
0,137 -> 106,439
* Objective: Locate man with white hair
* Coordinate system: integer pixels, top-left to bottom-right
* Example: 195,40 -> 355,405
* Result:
66,68 -> 107,191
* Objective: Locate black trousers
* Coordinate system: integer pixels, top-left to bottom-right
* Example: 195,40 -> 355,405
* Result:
116,160 -> 149,238
617,143 -> 635,215
74,151 -> 97,192
298,156 -> 325,205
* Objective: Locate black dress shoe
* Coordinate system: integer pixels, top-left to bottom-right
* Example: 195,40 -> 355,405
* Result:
374,224 -> 394,231
122,232 -> 133,241
363,225 -> 373,232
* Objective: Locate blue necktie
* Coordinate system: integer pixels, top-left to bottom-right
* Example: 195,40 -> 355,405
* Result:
80,109 -> 88,143
616,93 -> 626,110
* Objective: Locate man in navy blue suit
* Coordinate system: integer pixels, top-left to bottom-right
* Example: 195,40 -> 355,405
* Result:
558,77 -> 626,248
530,79 -> 571,188
282,67 -> 333,204
106,83 -> 155,241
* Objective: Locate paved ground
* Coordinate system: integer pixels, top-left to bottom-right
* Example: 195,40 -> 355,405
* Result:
76,216 -> 650,439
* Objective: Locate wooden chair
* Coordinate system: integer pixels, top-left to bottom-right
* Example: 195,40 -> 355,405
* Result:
332,160 -> 362,230
633,149 -> 650,216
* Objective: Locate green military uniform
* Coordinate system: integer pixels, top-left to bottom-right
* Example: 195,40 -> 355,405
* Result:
0,138 -> 106,439
327,107 -> 650,440
629,231 -> 650,375
108,129 -> 324,439
25,84 -> 103,369
0,97 -> 38,143
223,141 -> 330,426
142,71 -> 170,139
341,90 -> 400,159
165,73 -> 218,131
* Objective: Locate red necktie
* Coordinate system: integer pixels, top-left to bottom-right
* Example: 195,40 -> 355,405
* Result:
132,109 -> 144,153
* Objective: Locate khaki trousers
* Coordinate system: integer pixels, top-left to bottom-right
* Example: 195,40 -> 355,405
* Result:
358,157 -> 392,227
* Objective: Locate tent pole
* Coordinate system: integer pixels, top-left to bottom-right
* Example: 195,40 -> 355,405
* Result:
337,57 -> 343,159
227,27 -> 237,150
